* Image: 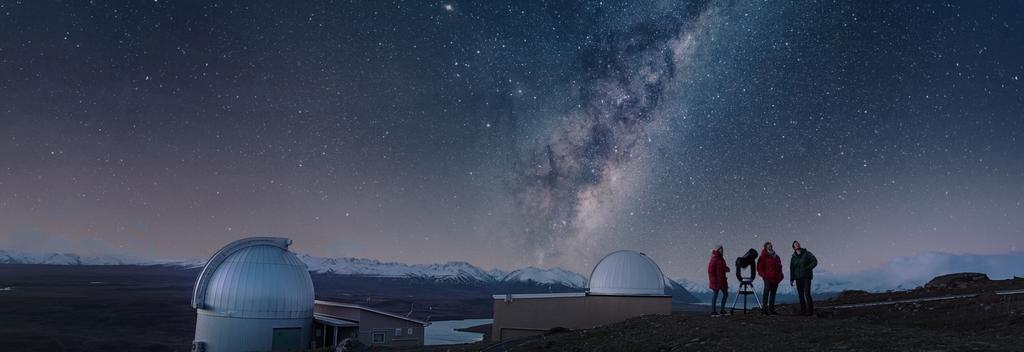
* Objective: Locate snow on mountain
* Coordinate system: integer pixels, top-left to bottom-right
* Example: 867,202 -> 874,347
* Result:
488,268 -> 509,279
0,249 -> 205,268
299,255 -> 590,288
0,249 -> 586,288
674,277 -> 710,294
498,266 -> 588,288
298,254 -> 499,283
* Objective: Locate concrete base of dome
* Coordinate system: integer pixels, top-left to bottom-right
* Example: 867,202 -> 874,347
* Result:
194,312 -> 312,352
490,293 -> 671,341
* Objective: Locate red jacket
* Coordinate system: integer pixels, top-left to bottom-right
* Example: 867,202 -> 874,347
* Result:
707,250 -> 730,290
756,249 -> 784,285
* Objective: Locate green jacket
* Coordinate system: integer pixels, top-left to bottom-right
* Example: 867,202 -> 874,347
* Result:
790,249 -> 818,281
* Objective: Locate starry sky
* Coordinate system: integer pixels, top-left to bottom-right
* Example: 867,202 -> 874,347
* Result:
1,0 -> 1022,281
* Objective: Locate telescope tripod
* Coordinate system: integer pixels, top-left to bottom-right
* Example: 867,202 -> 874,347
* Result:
729,279 -> 763,314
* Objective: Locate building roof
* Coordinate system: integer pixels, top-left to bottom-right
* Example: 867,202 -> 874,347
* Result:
315,300 -> 430,326
587,250 -> 668,296
192,237 -> 315,319
314,313 -> 359,328
491,292 -> 587,300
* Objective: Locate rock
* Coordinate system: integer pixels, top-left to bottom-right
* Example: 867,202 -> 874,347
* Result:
545,326 -> 570,335
977,292 -> 1001,304
925,272 -> 990,289
836,290 -> 870,300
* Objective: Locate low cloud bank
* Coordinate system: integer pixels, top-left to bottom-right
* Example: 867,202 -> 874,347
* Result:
682,251 -> 1024,295
813,251 -> 1024,293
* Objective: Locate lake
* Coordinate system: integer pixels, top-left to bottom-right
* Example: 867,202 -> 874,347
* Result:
424,318 -> 492,346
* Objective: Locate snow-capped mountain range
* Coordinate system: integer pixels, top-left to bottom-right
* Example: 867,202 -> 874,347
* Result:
22,247 -> 1004,295
0,249 -> 206,267
0,249 -> 588,288
296,254 -> 589,287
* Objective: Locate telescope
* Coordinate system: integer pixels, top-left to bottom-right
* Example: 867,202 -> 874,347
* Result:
735,248 -> 758,283
730,248 -> 763,314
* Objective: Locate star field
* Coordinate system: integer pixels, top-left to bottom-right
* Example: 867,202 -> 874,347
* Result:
1,0 -> 1022,280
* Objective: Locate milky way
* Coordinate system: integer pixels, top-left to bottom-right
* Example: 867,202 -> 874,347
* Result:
516,7 -> 715,265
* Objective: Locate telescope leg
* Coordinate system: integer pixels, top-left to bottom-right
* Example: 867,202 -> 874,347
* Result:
743,288 -> 748,314
729,288 -> 741,315
752,283 -> 763,310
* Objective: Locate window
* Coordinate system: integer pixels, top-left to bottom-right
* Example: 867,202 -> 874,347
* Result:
372,332 -> 386,344
407,328 -> 414,335
395,328 -> 402,337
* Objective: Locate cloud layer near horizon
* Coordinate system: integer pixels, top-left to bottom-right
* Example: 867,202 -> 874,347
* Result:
680,251 -> 1024,295
813,251 -> 1024,292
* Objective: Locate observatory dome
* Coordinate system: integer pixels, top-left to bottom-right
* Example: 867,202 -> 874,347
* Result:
587,250 -> 667,296
192,237 -> 314,318
192,237 -> 314,352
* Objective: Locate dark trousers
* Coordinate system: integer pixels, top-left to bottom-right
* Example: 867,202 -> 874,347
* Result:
762,282 -> 779,312
796,279 -> 814,314
711,288 -> 728,313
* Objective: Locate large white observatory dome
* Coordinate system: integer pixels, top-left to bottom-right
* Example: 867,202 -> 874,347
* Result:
192,237 -> 314,352
587,250 -> 667,296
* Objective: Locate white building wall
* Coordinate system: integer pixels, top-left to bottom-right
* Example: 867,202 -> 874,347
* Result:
195,313 -> 312,352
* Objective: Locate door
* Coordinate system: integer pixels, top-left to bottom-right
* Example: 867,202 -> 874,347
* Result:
272,327 -> 302,350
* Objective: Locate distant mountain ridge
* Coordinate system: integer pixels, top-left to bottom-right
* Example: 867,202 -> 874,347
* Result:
0,249 -> 592,288
0,249 -> 204,267
0,248 -> 701,302
296,254 -> 589,288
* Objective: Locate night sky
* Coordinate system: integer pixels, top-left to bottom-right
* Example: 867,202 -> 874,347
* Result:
2,0 -> 1022,280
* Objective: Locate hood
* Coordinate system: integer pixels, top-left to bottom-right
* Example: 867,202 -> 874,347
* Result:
711,250 -> 723,258
792,248 -> 809,257
760,248 -> 777,258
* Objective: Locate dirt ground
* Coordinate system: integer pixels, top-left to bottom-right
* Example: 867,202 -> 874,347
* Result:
0,265 -> 197,352
0,264 -> 493,352
416,279 -> 1024,352
2,264 -> 1020,352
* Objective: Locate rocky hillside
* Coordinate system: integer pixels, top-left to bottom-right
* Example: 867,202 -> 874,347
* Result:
424,274 -> 1024,352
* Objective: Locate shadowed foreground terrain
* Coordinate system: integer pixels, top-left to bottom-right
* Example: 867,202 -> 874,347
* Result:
418,277 -> 1024,352
0,265 -> 197,352
1,264 -> 1021,352
0,264 -> 566,351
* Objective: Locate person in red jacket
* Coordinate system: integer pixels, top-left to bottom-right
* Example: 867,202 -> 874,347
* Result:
707,245 -> 730,316
756,241 -> 784,315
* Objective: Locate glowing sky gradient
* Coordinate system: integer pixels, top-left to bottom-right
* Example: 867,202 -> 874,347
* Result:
1,0 -> 1022,281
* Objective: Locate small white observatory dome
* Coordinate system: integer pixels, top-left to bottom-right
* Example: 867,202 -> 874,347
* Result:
192,237 -> 314,352
587,250 -> 667,296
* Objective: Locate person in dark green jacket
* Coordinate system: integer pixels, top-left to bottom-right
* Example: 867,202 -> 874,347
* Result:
789,241 -> 818,316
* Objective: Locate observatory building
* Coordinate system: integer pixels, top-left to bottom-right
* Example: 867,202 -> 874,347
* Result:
490,250 -> 672,341
191,237 -> 429,352
191,237 -> 315,352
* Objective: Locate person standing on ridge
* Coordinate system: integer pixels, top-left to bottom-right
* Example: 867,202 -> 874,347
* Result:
708,245 -> 730,316
756,241 -> 783,315
790,240 -> 818,316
